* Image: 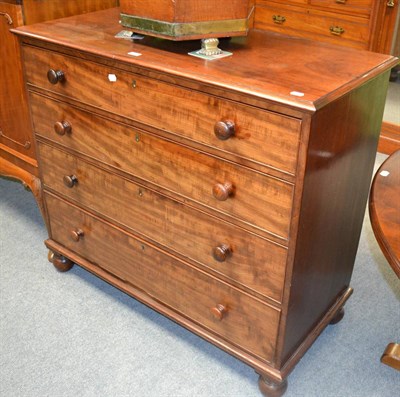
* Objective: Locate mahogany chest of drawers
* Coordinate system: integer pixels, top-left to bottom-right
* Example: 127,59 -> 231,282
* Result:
13,8 -> 397,396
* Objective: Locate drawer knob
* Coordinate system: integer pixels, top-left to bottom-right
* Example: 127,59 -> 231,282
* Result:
54,121 -> 72,136
330,26 -> 345,36
214,120 -> 235,140
63,175 -> 78,188
70,229 -> 84,242
211,304 -> 227,320
47,69 -> 65,84
213,182 -> 234,201
213,244 -> 232,262
273,15 -> 286,25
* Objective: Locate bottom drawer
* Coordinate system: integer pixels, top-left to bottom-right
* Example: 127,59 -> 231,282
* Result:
45,192 -> 281,363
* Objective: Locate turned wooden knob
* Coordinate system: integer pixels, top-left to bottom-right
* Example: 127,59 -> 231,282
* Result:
47,69 -> 65,84
212,244 -> 232,262
70,229 -> 84,242
63,174 -> 78,188
213,182 -> 234,201
210,304 -> 227,320
54,121 -> 71,136
214,120 -> 235,140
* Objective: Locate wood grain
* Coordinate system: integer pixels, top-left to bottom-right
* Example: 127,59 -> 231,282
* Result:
279,71 -> 390,366
12,7 -> 397,392
120,0 -> 250,23
308,0 -> 373,15
45,192 -> 281,363
13,8 -> 397,111
255,3 -> 370,49
378,122 -> 400,155
38,142 -> 290,297
22,0 -> 118,25
369,150 -> 400,277
36,122 -> 294,241
28,85 -> 301,177
0,2 -> 35,164
0,0 -> 118,225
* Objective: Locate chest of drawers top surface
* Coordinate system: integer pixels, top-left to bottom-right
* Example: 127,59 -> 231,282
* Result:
13,8 -> 396,111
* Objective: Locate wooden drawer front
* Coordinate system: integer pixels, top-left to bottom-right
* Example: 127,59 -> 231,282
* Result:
45,193 -> 280,362
37,128 -> 293,240
258,0 -> 374,16
309,0 -> 373,16
255,5 -> 370,49
23,46 -> 301,175
39,142 -> 287,301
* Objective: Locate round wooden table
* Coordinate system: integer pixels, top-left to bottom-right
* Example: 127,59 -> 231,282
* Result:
369,149 -> 400,371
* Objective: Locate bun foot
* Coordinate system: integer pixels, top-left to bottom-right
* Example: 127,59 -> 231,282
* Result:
381,343 -> 400,371
258,374 -> 288,397
330,307 -> 345,325
48,250 -> 74,272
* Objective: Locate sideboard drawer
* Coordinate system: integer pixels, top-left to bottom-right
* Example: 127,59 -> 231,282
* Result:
23,47 -> 301,175
45,192 -> 281,362
309,0 -> 373,16
255,4 -> 370,49
38,140 -> 293,240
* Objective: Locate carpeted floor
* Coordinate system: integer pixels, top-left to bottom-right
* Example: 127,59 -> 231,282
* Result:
0,152 -> 399,397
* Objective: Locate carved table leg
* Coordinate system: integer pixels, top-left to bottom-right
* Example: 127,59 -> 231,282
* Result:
257,374 -> 288,397
48,250 -> 74,272
381,343 -> 400,371
329,306 -> 345,325
0,157 -> 47,229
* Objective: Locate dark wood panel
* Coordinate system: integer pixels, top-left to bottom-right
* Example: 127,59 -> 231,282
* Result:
279,71 -> 390,366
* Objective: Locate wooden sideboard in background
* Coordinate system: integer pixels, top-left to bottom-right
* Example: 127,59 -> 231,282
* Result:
0,0 -> 118,213
253,0 -> 400,154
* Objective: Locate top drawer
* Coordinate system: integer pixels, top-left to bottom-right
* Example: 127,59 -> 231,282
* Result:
257,1 -> 373,16
22,45 -> 301,175
255,4 -> 370,49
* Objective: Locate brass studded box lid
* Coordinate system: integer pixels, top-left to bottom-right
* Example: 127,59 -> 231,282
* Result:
119,0 -> 253,40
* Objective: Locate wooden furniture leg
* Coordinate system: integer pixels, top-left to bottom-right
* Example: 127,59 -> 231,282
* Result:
329,307 -> 345,325
381,343 -> 400,371
257,374 -> 288,397
48,250 -> 74,272
0,157 -> 45,223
